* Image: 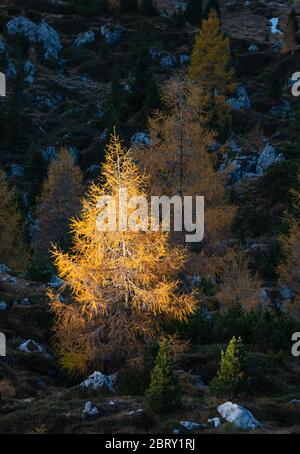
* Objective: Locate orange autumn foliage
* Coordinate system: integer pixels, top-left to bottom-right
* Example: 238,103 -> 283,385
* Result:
49,133 -> 196,374
135,71 -> 236,278
35,148 -> 83,265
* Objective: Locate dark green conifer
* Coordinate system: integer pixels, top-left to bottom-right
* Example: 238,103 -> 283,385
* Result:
145,340 -> 182,413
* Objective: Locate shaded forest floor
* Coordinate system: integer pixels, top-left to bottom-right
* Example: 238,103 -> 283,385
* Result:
1,269 -> 300,434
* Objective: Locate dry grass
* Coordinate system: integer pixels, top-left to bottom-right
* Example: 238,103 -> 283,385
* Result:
0,379 -> 16,400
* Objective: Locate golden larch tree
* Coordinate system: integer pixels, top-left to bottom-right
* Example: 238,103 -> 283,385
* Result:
189,10 -> 236,98
135,71 -> 236,278
189,10 -> 236,132
216,250 -> 262,311
34,148 -> 83,265
277,217 -> 300,316
277,175 -> 300,316
48,133 -> 196,374
135,71 -> 214,197
0,170 -> 29,272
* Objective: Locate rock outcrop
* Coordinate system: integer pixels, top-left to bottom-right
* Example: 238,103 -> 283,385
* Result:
7,17 -> 62,60
217,402 -> 262,430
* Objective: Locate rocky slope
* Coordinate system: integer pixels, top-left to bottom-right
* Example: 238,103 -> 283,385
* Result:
1,0 -> 300,434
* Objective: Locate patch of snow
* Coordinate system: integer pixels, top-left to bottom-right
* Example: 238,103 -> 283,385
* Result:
269,18 -> 284,35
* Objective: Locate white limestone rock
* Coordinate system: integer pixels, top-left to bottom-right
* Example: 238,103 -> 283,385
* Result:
217,402 -> 262,430
80,371 -> 117,393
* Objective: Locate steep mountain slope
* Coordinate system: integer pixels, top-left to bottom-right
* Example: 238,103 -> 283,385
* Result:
1,0 -> 300,434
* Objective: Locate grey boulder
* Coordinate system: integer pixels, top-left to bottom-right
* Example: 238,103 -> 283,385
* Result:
217,402 -> 262,430
80,371 -> 117,393
7,17 -> 62,60
83,401 -> 99,418
256,143 -> 284,176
